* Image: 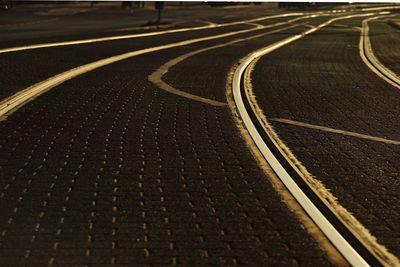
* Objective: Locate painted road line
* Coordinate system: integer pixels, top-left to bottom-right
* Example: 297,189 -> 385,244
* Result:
148,23 -> 301,106
232,12 -> 400,267
270,118 -> 400,145
0,14 -> 317,119
0,13 -> 304,54
360,15 -> 400,90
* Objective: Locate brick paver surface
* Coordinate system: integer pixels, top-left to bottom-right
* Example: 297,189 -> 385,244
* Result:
0,13 -> 335,265
369,15 -> 400,77
251,16 -> 400,256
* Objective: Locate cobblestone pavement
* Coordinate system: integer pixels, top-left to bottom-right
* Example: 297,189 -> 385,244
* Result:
251,16 -> 400,257
0,5 -> 340,266
369,14 -> 400,76
0,23 -> 252,101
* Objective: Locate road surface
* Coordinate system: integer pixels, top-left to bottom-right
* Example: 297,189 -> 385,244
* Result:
0,2 -> 399,266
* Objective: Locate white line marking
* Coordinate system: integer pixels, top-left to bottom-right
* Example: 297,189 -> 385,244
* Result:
232,12 -> 392,267
0,14 -> 316,119
148,23 -> 302,106
0,13 -> 304,54
270,118 -> 400,145
149,59 -> 227,106
360,15 -> 400,90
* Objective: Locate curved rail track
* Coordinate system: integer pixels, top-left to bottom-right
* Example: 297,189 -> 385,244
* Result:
1,5 -> 400,265
232,11 -> 400,267
360,15 -> 400,89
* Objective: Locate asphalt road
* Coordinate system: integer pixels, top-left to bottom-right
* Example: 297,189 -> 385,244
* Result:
1,2 -> 399,266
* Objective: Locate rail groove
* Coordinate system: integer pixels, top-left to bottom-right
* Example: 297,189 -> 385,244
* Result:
0,14 -> 317,120
360,15 -> 400,89
232,12 -> 395,267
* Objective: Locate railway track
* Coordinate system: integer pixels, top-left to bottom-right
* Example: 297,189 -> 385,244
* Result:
231,11 -> 400,267
1,4 -> 400,265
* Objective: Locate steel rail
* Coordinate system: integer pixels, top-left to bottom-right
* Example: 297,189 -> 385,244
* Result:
0,13 -> 304,54
0,14 -> 319,119
232,12 -> 387,267
361,15 -> 400,89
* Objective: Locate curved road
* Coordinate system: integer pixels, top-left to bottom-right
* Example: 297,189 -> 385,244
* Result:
0,3 -> 399,265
